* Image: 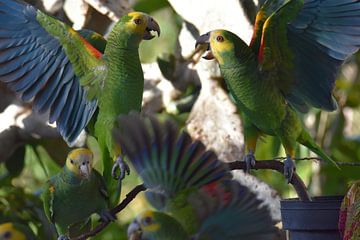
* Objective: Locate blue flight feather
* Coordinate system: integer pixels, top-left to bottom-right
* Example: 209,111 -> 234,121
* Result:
0,0 -> 99,145
113,113 -> 232,209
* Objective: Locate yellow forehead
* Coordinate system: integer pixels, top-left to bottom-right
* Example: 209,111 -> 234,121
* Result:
0,223 -> 26,240
139,211 -> 160,232
0,223 -> 12,232
125,12 -> 148,34
128,12 -> 147,19
67,148 -> 93,161
210,30 -> 234,64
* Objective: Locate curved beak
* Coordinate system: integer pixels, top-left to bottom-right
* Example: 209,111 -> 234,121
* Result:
143,17 -> 161,40
128,220 -> 142,240
79,161 -> 91,179
195,32 -> 214,60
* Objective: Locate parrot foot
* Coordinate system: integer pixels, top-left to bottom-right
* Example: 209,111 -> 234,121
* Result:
99,210 -> 116,223
284,156 -> 296,183
57,235 -> 69,240
112,155 -> 130,180
243,150 -> 256,173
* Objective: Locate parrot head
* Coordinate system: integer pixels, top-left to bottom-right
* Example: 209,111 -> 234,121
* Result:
65,148 -> 93,179
127,210 -> 187,240
195,30 -> 245,65
116,12 -> 161,47
0,223 -> 26,240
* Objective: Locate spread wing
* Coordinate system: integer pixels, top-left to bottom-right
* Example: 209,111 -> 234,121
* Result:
258,0 -> 360,112
0,0 -> 107,145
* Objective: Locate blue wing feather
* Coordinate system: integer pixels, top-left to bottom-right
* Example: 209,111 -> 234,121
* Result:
285,0 -> 360,111
113,113 -> 232,209
0,0 -> 98,145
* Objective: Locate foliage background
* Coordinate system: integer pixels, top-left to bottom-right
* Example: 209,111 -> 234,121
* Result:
0,0 -> 359,239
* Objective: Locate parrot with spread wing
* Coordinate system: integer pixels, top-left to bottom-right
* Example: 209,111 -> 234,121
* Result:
0,222 -> 36,240
113,113 -> 276,240
195,0 -> 360,182
0,0 -> 160,195
42,148 -> 114,240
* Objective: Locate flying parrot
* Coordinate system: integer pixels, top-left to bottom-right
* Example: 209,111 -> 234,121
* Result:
42,148 -> 114,240
0,222 -> 36,240
195,0 -> 360,182
113,113 -> 276,240
0,0 -> 161,195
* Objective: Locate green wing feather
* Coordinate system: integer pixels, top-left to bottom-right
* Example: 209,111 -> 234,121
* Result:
258,0 -> 304,93
36,11 -> 107,99
42,179 -> 56,223
249,0 -> 285,55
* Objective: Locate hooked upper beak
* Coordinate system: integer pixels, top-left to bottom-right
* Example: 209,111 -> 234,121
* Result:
143,17 -> 161,40
195,32 -> 214,60
79,162 -> 91,179
127,220 -> 142,240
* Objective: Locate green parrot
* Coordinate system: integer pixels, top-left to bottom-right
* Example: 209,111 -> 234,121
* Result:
113,113 -> 276,240
0,0 -> 161,193
0,222 -> 36,240
42,148 -> 114,240
195,0 -> 360,181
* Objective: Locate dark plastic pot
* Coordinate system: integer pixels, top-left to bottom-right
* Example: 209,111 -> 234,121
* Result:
281,196 -> 343,240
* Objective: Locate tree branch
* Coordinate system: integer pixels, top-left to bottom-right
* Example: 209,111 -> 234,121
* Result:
71,184 -> 146,240
228,160 -> 311,202
72,156 -> 360,238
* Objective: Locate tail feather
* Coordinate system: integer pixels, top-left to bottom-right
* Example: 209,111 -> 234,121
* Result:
299,130 -> 339,168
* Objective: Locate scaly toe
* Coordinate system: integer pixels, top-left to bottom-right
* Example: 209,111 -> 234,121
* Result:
112,156 -> 130,180
284,158 -> 296,183
244,151 -> 256,173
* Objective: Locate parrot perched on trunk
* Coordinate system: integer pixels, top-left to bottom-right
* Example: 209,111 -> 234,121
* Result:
195,0 -> 360,182
42,148 -> 114,240
0,0 -> 161,197
0,222 -> 36,240
113,113 -> 276,240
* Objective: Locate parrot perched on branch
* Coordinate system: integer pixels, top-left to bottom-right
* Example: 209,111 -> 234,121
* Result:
113,113 -> 276,240
0,222 -> 36,240
0,0 -> 161,197
195,0 -> 360,182
42,148 -> 114,240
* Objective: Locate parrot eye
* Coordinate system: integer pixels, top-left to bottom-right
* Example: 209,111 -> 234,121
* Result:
3,231 -> 12,239
70,159 -> 74,164
216,35 -> 224,42
143,216 -> 153,225
134,18 -> 142,25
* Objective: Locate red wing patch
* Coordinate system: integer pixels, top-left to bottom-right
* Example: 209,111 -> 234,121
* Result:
79,36 -> 102,59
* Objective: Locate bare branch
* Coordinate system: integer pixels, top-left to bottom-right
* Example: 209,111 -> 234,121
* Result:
71,184 -> 146,240
70,157 -> 360,238
228,160 -> 311,202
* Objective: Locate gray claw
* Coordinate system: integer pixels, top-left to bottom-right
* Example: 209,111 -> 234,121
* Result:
57,235 -> 69,240
99,210 -> 116,223
284,156 -> 296,183
244,150 -> 256,173
111,156 -> 130,180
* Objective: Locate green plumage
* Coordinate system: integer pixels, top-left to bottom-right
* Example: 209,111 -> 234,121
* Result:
42,149 -> 110,238
115,113 -> 275,240
0,1 -> 160,206
194,0 -> 360,181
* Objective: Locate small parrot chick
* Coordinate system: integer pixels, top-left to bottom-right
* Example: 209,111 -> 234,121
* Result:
42,148 -> 114,240
0,222 -> 35,240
